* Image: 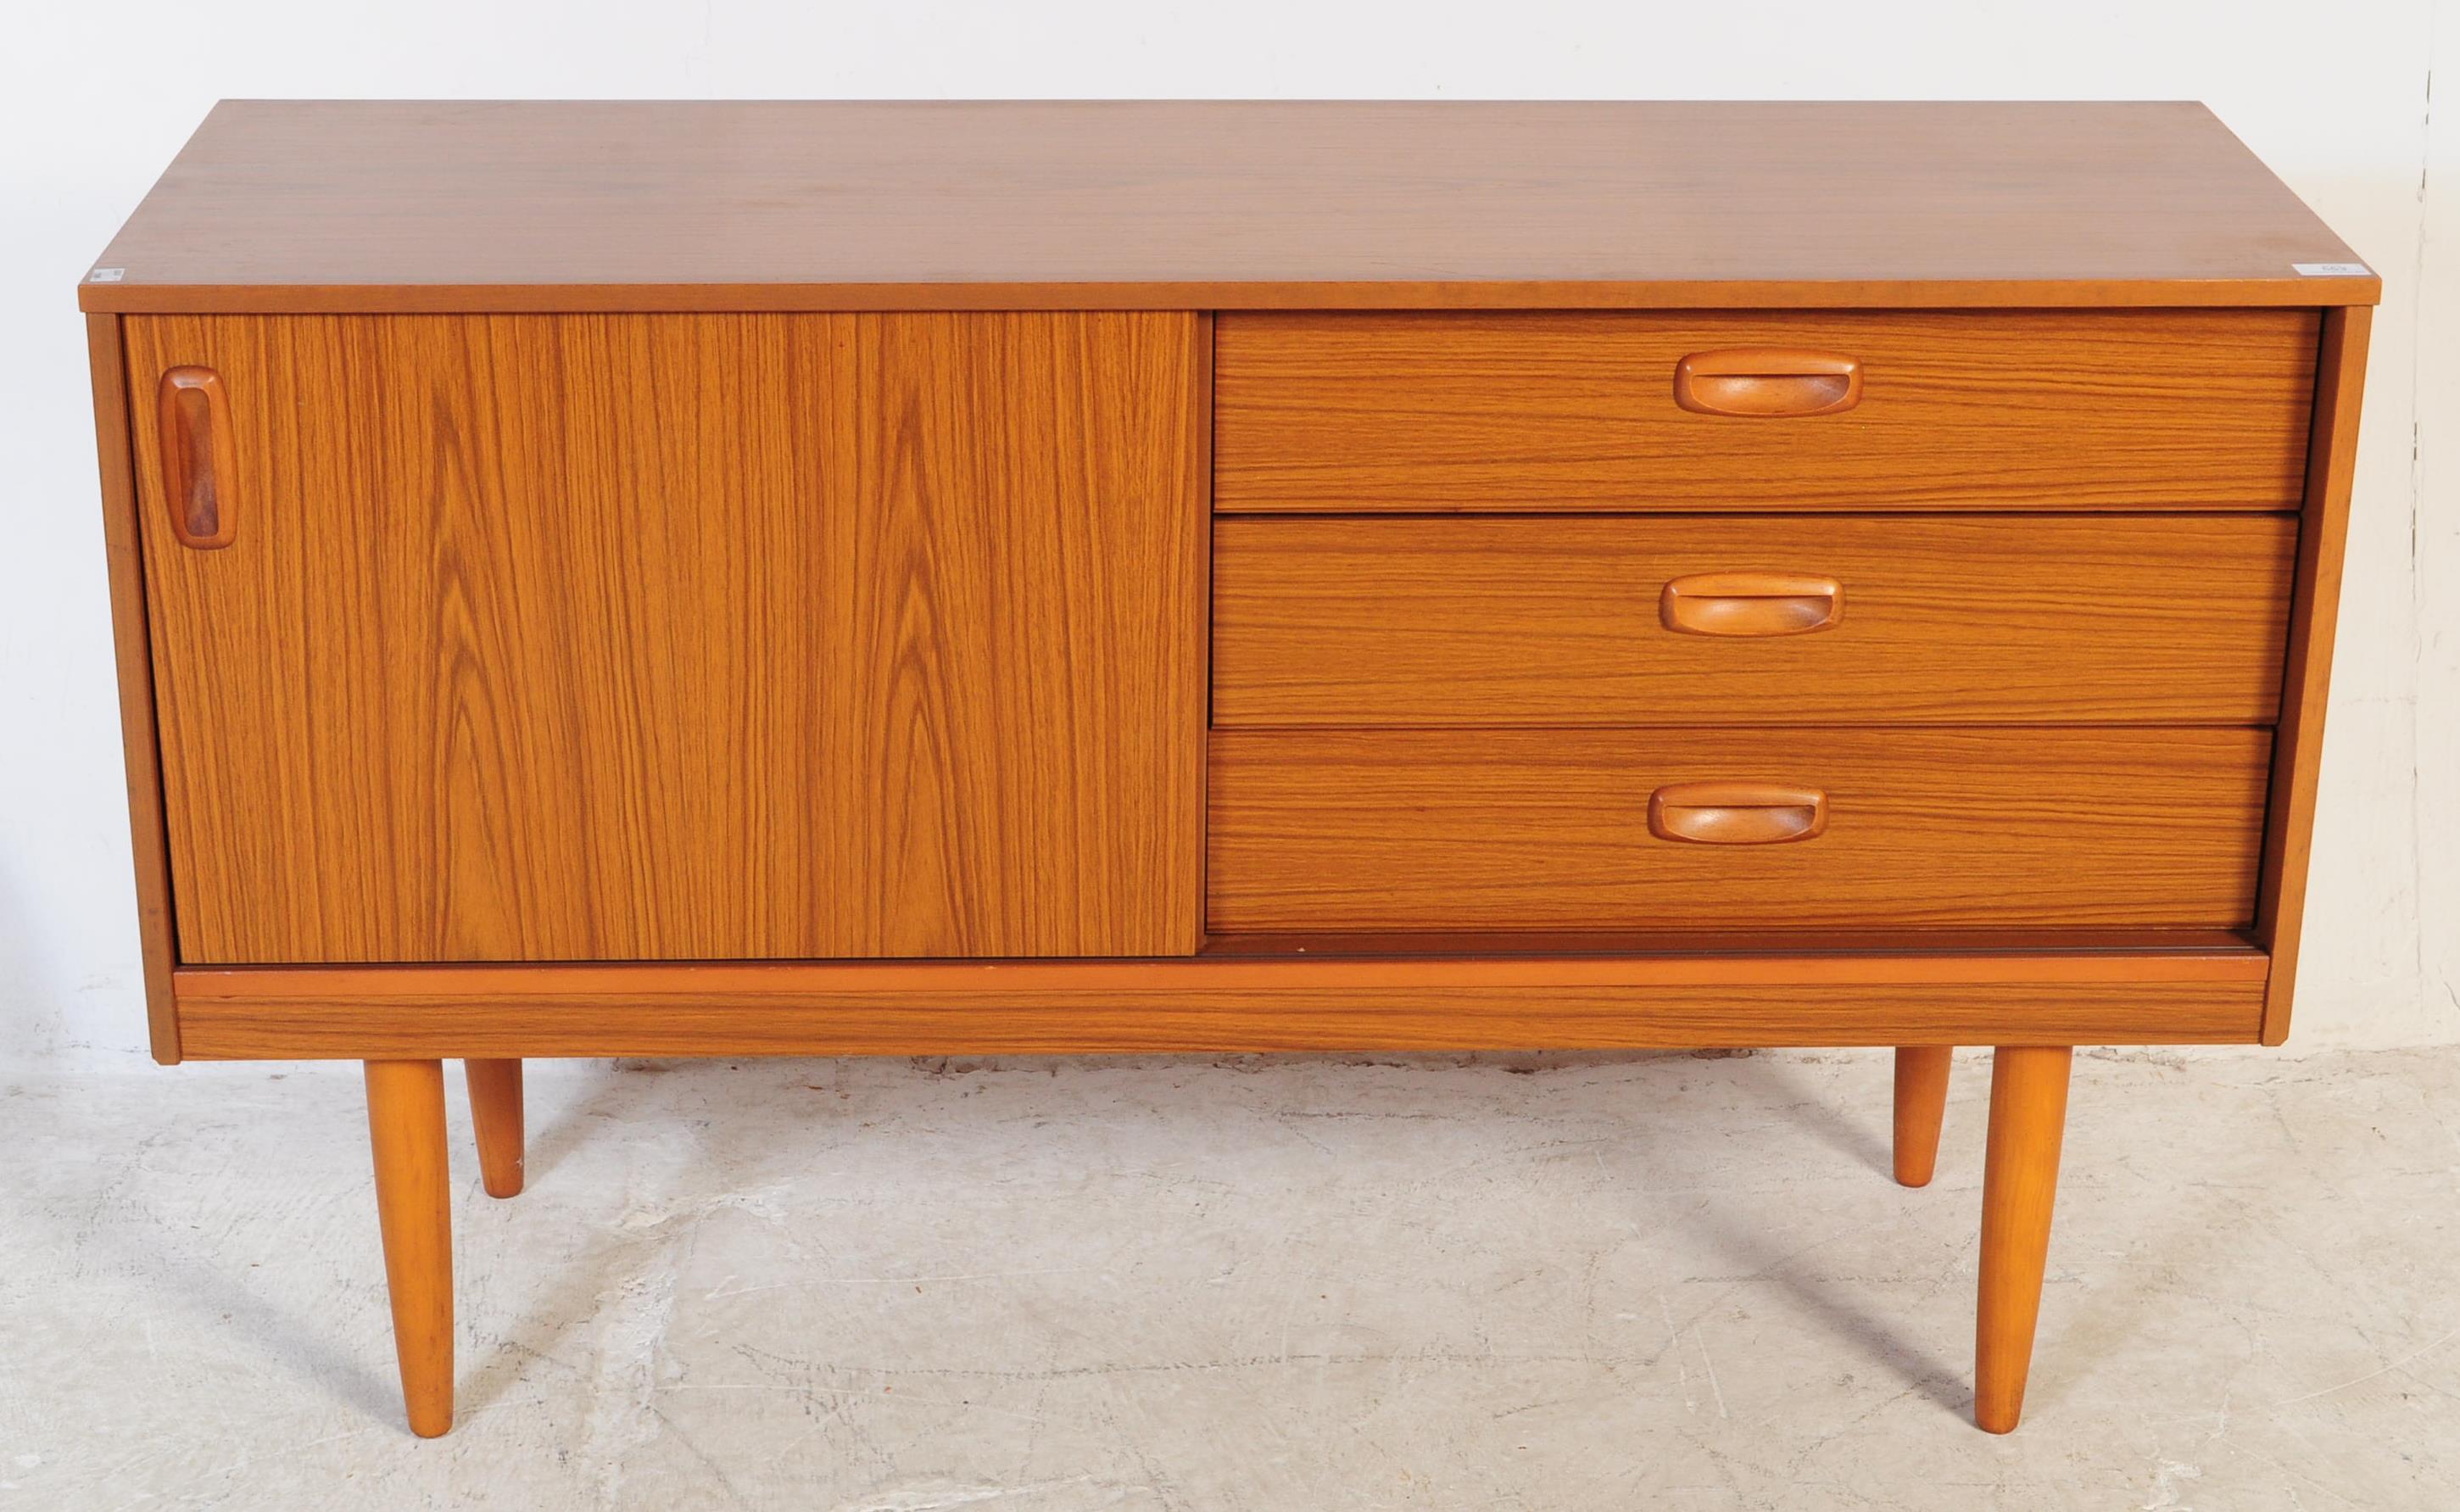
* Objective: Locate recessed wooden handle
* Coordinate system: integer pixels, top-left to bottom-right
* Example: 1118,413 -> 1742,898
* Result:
1660,572 -> 1844,636
1672,349 -> 1863,417
1648,782 -> 1828,845
159,365 -> 237,550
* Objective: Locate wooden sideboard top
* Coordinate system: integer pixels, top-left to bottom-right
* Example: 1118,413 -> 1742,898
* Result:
81,99 -> 2375,313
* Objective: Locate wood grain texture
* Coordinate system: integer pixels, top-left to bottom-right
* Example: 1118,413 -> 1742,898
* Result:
125,313 -> 1204,963
81,102 -> 2376,313
1215,310 -> 2319,512
1208,728 -> 2273,932
1894,1046 -> 1955,1187
2256,306 -> 2374,1044
1975,1045 -> 2074,1434
172,960 -> 2264,1059
365,1059 -> 454,1437
1197,928 -> 2266,962
86,315 -> 181,1061
1214,515 -> 2297,725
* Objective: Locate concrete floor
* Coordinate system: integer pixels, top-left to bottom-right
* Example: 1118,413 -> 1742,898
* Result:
2,1047 -> 2454,1509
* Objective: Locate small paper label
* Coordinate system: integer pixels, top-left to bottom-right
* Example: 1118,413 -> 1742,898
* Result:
86,266 -> 125,283
2293,262 -> 2370,276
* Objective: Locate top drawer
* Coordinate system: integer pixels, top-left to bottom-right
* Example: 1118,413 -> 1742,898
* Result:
1215,310 -> 2319,512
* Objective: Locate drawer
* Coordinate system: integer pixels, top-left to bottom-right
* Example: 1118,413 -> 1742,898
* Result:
1214,310 -> 2319,512
1213,514 -> 2297,725
1207,728 -> 2271,932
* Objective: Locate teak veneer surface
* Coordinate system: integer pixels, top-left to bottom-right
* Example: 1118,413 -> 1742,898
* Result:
1208,728 -> 2272,933
1214,310 -> 2319,511
1213,514 -> 2298,725
1196,927 -> 2266,960
125,312 -> 1205,963
80,101 -> 2376,313
85,315 -> 178,1059
2256,305 -> 2373,1042
170,958 -> 2268,1059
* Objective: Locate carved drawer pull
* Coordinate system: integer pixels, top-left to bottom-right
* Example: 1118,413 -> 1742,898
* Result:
1660,571 -> 1845,635
1648,782 -> 1829,845
159,365 -> 237,549
1672,348 -> 1864,417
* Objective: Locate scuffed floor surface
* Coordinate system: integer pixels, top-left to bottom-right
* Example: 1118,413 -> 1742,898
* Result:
2,1048 -> 2455,1509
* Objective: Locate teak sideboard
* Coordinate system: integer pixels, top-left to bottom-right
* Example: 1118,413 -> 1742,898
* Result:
81,100 -> 2376,1438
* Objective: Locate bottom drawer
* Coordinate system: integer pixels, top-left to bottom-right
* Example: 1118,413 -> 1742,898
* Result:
1207,728 -> 2271,933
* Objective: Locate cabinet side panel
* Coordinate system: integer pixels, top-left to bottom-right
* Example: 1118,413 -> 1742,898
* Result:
126,313 -> 1202,962
88,313 -> 180,1061
2256,305 -> 2373,1042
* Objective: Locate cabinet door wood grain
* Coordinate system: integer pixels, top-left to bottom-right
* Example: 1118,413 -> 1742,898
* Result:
1214,514 -> 2297,725
125,313 -> 1204,963
1208,728 -> 2271,932
1214,310 -> 2318,511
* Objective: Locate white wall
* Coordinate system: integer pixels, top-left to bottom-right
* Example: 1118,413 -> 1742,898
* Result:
2,0 -> 2450,1067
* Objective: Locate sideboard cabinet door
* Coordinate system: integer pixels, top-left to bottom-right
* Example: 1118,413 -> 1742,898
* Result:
124,314 -> 1206,963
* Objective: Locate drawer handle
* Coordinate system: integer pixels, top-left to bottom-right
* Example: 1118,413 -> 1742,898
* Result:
1660,572 -> 1844,636
1648,782 -> 1829,845
159,365 -> 237,550
1672,349 -> 1863,417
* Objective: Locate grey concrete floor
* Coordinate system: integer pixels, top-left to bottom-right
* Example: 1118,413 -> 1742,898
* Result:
2,1047 -> 2454,1509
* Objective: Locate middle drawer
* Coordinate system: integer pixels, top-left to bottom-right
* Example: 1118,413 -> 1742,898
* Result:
1214,514 -> 2295,726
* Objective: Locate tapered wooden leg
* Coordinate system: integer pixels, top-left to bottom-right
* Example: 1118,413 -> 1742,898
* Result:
365,1059 -> 454,1438
464,1058 -> 526,1198
1974,1045 -> 2073,1434
1892,1046 -> 1953,1187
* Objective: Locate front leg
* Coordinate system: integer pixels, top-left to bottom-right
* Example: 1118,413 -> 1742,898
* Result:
1974,1045 -> 2074,1433
365,1059 -> 455,1437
